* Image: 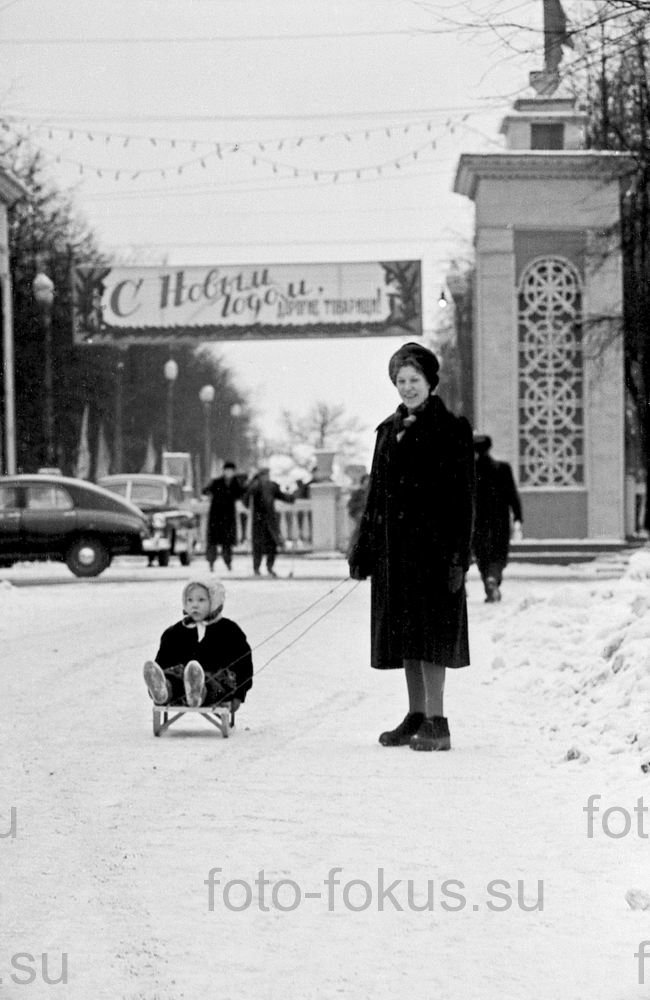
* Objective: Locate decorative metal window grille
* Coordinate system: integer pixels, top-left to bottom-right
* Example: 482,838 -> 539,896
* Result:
518,256 -> 584,487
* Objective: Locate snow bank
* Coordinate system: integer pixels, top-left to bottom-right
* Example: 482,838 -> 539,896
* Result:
489,548 -> 650,761
0,578 -> 16,608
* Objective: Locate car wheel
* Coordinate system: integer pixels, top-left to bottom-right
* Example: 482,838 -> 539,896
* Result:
158,551 -> 170,567
179,551 -> 191,566
66,537 -> 111,577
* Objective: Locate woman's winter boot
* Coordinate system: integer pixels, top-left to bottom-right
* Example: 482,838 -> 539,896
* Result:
409,716 -> 451,751
379,712 -> 425,747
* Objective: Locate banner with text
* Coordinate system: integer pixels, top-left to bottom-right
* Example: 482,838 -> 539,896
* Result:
73,260 -> 421,344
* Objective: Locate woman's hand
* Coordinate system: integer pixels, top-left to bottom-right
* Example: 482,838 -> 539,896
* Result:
349,563 -> 369,581
347,533 -> 374,580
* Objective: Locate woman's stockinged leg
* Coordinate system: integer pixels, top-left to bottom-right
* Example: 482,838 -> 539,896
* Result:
421,661 -> 445,717
410,662 -> 451,751
377,660 -> 425,746
404,659 -> 425,713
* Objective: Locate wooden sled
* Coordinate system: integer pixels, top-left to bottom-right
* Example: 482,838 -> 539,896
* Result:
152,702 -> 235,738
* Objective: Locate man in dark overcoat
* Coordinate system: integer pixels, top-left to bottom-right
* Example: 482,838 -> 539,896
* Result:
243,468 -> 294,577
472,435 -> 522,602
202,461 -> 245,572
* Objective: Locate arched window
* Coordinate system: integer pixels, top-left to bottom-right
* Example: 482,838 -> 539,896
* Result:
518,256 -> 584,487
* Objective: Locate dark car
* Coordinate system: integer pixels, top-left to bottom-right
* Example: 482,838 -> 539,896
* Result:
0,474 -> 150,577
97,474 -> 198,567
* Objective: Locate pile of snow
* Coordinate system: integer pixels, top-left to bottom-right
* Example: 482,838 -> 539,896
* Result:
490,547 -> 650,760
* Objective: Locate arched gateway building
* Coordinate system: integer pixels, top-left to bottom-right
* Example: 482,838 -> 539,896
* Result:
454,77 -> 633,541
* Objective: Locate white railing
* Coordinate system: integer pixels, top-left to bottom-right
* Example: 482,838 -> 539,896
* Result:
194,491 -> 358,553
234,499 -> 313,548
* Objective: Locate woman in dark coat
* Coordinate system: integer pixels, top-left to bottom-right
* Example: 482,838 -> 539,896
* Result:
348,342 -> 474,752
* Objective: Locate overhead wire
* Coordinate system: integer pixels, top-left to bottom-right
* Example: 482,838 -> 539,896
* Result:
5,102 -> 506,123
0,27 -> 471,44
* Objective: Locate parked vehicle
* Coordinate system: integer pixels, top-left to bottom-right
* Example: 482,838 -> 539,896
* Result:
97,473 -> 198,567
0,474 -> 150,577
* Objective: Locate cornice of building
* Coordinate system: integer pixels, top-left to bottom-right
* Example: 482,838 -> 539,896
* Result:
453,151 -> 635,200
499,111 -> 587,132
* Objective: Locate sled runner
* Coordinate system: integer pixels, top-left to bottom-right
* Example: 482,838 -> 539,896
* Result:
152,702 -> 236,738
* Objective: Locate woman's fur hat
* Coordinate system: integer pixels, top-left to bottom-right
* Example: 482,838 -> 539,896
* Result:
182,578 -> 226,621
388,342 -> 440,390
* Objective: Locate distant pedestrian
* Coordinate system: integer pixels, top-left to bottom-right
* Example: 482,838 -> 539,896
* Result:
202,461 -> 245,572
243,468 -> 294,577
472,435 -> 522,602
292,478 -> 311,544
348,342 -> 474,752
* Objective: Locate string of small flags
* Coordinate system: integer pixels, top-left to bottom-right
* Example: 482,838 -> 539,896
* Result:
42,136 -> 445,182
9,112 -> 470,155
6,116 -> 474,183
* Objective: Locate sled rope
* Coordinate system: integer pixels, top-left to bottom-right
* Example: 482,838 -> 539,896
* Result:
251,576 -> 352,656
219,577 -> 361,701
253,578 -> 361,681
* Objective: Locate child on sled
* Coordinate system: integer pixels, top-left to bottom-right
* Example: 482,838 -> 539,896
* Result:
143,578 -> 253,711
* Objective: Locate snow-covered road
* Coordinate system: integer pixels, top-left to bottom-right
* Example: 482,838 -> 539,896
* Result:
2,554 -> 649,999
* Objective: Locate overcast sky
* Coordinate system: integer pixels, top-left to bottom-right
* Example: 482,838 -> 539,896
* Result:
0,0 -> 544,464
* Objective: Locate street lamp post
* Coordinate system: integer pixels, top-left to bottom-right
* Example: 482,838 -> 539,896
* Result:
199,384 -> 215,483
163,358 -> 178,451
229,401 -> 243,466
32,271 -> 55,466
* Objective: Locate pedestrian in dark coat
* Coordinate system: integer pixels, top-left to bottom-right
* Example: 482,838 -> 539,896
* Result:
243,468 -> 294,577
472,435 -> 522,602
202,461 -> 244,571
348,342 -> 474,752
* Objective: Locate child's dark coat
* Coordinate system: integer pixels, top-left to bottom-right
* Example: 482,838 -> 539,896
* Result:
155,616 -> 253,704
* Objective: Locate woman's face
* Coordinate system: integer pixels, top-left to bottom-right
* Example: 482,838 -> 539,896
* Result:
395,364 -> 430,410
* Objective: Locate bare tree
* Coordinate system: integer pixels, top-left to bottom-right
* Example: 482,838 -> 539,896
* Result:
272,401 -> 367,471
570,3 -> 650,529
